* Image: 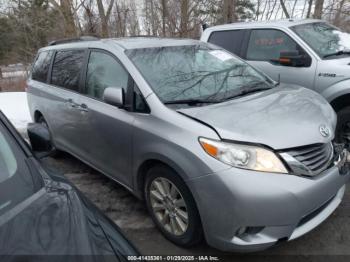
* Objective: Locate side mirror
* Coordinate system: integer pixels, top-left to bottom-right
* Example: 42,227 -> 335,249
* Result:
27,123 -> 54,158
103,87 -> 125,108
278,51 -> 311,67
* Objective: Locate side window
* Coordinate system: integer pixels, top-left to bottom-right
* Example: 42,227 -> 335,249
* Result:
86,51 -> 129,99
134,84 -> 150,113
31,51 -> 53,82
246,29 -> 299,61
51,50 -> 85,91
208,30 -> 245,56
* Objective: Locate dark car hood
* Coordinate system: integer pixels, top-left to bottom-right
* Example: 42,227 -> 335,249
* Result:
178,85 -> 337,150
0,176 -> 135,260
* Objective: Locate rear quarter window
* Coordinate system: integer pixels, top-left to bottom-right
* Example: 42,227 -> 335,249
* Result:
208,30 -> 245,56
51,50 -> 85,92
31,51 -> 54,83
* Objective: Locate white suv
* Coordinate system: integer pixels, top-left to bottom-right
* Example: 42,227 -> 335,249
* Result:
201,19 -> 350,143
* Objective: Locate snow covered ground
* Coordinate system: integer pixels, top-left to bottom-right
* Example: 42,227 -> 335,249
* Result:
0,92 -> 32,134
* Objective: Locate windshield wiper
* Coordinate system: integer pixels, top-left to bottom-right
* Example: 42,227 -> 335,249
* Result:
164,99 -> 218,105
323,50 -> 350,58
218,87 -> 271,102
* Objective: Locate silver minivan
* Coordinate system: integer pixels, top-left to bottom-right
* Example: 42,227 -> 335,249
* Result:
27,37 -> 350,252
201,19 -> 350,145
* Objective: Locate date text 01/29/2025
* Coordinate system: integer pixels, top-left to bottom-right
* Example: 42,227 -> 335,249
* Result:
127,255 -> 220,261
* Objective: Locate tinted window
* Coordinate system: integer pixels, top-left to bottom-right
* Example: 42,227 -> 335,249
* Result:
51,50 -> 85,91
31,51 -> 53,82
86,51 -> 129,99
208,30 -> 245,56
246,29 -> 298,61
0,123 -> 40,215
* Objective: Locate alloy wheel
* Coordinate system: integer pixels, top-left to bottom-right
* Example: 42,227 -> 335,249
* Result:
149,177 -> 189,236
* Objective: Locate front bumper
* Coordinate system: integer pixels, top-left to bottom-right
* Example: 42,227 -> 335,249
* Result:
187,165 -> 349,252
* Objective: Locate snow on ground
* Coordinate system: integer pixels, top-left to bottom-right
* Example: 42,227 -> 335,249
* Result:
0,92 -> 32,134
2,71 -> 27,79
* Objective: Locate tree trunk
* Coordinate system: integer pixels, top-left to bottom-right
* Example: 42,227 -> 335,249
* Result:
97,0 -> 115,37
60,0 -> 76,37
180,0 -> 189,37
306,0 -> 313,18
161,0 -> 167,37
223,0 -> 236,23
279,0 -> 290,18
313,0 -> 324,19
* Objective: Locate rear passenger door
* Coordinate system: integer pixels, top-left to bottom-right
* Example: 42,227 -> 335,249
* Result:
48,49 -> 88,155
207,29 -> 247,57
77,50 -> 135,187
243,29 -> 316,88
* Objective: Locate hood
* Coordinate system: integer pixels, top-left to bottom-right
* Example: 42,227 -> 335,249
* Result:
178,85 -> 337,150
0,177 -> 136,260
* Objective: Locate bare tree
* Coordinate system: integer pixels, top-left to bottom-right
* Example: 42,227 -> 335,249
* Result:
280,0 -> 290,18
96,0 -> 115,37
313,0 -> 325,18
306,0 -> 313,18
223,0 -> 236,23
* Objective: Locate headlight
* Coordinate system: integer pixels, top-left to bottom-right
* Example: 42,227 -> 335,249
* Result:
199,137 -> 288,174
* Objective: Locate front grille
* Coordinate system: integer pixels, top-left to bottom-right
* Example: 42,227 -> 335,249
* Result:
285,143 -> 334,175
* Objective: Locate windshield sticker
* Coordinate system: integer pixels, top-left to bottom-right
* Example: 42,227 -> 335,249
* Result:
209,50 -> 234,61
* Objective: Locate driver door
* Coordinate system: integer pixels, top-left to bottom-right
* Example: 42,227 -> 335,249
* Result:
244,29 -> 316,89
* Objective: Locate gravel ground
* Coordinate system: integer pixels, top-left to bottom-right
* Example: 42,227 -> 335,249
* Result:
41,153 -> 350,260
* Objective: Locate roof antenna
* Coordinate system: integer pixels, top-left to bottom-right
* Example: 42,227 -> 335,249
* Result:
276,73 -> 281,86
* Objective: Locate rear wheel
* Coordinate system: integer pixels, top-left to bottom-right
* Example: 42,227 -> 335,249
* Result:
36,116 -> 61,157
335,106 -> 350,146
144,164 -> 203,247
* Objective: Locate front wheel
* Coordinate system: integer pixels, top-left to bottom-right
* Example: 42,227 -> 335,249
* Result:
144,165 -> 203,247
335,106 -> 350,146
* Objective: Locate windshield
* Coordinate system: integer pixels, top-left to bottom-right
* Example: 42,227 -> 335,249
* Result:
292,22 -> 350,59
126,45 -> 273,104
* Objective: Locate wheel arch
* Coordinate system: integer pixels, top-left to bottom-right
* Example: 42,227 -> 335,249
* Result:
135,155 -> 190,200
330,93 -> 350,112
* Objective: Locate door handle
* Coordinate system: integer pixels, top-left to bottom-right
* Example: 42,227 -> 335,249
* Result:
78,103 -> 89,112
65,99 -> 79,108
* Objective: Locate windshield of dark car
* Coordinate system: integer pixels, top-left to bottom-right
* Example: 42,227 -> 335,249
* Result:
0,123 -> 39,215
126,45 -> 273,104
292,22 -> 350,59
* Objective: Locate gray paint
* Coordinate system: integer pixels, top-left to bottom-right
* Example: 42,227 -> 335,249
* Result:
27,37 -> 349,252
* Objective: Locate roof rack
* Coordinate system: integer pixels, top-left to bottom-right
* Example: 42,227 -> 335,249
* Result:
48,36 -> 99,46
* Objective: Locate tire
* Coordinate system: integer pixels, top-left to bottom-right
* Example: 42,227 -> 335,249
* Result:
335,106 -> 350,145
144,164 -> 203,247
36,116 -> 61,157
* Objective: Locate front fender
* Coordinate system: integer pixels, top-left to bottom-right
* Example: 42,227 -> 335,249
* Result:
321,79 -> 350,103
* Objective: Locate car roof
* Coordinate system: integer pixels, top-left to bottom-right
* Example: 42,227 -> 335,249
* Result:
204,19 -> 324,31
40,37 -> 203,52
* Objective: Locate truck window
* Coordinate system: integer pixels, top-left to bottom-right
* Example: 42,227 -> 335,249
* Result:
51,50 -> 85,92
246,29 -> 299,61
208,30 -> 245,56
31,51 -> 53,83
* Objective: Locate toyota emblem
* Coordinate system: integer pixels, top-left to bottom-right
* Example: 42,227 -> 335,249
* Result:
319,125 -> 331,137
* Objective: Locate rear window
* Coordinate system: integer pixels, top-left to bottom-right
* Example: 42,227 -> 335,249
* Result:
51,50 -> 85,91
208,30 -> 245,56
31,51 -> 53,83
